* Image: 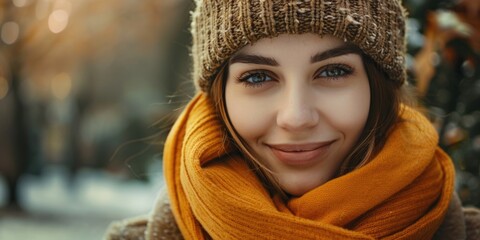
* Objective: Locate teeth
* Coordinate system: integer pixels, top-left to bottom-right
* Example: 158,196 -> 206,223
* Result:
290,149 -> 307,152
280,147 -> 314,152
268,142 -> 334,152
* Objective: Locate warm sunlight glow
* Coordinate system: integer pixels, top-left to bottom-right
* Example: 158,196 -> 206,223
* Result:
35,0 -> 50,19
1,21 -> 20,45
48,9 -> 69,33
51,73 -> 72,100
54,0 -> 73,14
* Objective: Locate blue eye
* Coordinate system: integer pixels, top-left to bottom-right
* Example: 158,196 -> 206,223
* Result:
238,71 -> 274,87
317,64 -> 353,79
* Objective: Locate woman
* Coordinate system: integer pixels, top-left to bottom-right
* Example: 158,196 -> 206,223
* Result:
106,1 -> 480,239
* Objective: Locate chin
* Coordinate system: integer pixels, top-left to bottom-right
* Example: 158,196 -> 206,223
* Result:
284,188 -> 310,197
280,179 -> 326,197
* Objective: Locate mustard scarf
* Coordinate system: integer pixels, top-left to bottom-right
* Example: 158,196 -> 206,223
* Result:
164,93 -> 455,239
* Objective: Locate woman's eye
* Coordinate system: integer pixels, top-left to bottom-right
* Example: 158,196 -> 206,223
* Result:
238,71 -> 274,87
316,64 -> 353,79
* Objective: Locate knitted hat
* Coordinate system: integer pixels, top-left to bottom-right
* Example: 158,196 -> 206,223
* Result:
191,0 -> 408,92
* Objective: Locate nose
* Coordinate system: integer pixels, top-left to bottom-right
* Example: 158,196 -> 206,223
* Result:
276,86 -> 319,131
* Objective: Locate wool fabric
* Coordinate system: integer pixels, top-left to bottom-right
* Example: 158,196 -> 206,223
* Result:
164,93 -> 455,240
191,0 -> 408,92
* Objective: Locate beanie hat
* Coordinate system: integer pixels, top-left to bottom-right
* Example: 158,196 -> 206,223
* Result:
191,0 -> 408,92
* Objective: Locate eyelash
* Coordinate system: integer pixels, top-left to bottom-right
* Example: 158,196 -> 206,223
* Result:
236,63 -> 354,88
237,70 -> 276,88
314,64 -> 354,81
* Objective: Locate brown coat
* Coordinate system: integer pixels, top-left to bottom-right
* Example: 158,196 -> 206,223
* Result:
104,192 -> 480,240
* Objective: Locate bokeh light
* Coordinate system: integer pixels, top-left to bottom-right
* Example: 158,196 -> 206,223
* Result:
1,21 -> 20,45
13,0 -> 32,8
48,9 -> 69,33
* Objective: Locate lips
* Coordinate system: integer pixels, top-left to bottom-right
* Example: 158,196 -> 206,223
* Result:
267,141 -> 334,166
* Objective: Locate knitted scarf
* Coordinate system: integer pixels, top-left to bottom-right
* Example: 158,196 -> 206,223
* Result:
164,93 -> 455,240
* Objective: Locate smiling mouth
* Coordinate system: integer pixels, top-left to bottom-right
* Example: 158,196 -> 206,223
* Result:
267,141 -> 335,166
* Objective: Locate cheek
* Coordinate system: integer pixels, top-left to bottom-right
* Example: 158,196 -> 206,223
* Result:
323,83 -> 370,139
225,88 -> 272,142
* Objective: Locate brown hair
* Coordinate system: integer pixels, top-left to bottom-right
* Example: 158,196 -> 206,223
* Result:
209,52 -> 409,199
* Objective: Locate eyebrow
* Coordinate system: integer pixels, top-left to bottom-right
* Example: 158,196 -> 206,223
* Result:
310,44 -> 362,63
229,44 -> 362,66
229,54 -> 279,66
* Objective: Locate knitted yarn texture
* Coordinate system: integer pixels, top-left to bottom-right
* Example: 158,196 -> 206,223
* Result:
164,93 -> 454,239
191,0 -> 408,92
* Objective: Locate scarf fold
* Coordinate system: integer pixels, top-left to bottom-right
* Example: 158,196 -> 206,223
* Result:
164,93 -> 454,240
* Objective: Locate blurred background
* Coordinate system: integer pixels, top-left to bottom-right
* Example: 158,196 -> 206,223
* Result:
0,0 -> 478,239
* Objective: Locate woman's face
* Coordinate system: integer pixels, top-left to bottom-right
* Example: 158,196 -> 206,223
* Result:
225,34 -> 370,196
